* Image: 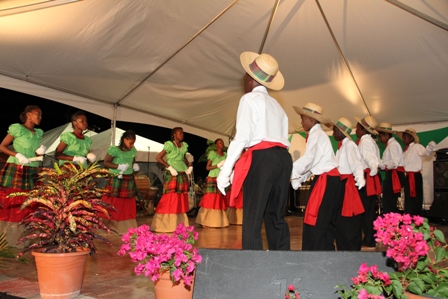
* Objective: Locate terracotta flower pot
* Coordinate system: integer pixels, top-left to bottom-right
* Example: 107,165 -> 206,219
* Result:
404,291 -> 441,299
154,271 -> 194,299
32,247 -> 90,299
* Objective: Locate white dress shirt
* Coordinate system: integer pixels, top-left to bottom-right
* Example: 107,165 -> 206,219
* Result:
293,123 -> 337,177
403,142 -> 433,172
336,137 -> 364,180
382,137 -> 404,169
220,85 -> 290,173
357,134 -> 380,170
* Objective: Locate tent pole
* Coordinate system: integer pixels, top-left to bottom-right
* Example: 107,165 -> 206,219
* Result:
112,103 -> 117,145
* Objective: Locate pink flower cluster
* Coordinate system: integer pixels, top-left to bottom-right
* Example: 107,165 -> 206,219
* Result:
351,263 -> 390,299
285,284 -> 300,299
373,213 -> 429,270
117,223 -> 202,286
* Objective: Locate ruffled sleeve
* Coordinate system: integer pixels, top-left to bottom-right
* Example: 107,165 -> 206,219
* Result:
107,145 -> 119,157
163,141 -> 174,153
7,124 -> 22,138
207,151 -> 216,161
60,132 -> 73,144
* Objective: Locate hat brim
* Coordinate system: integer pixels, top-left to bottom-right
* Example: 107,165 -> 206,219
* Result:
396,131 -> 419,144
293,106 -> 330,124
354,116 -> 379,135
329,122 -> 352,140
376,127 -> 397,134
240,52 -> 284,91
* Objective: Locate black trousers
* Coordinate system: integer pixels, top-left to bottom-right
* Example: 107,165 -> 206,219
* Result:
359,173 -> 379,247
404,172 -> 423,216
242,147 -> 292,250
302,175 -> 343,251
381,171 -> 405,214
335,179 -> 363,251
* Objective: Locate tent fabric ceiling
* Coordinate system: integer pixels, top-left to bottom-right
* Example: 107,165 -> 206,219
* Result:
0,0 -> 447,142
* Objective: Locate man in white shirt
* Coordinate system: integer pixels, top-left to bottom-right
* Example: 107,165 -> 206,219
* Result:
332,117 -> 365,251
291,102 -> 342,251
377,122 -> 405,214
397,128 -> 436,216
217,52 -> 292,250
354,115 -> 381,248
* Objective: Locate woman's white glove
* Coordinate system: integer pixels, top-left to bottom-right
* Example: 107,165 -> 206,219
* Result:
185,166 -> 193,175
117,164 -> 129,172
15,153 -> 29,164
133,163 -> 140,172
217,160 -> 226,168
35,145 -> 46,156
73,156 -> 87,164
167,165 -> 178,176
86,153 -> 97,163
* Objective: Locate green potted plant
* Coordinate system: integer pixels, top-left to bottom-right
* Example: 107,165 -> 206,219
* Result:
336,212 -> 448,299
9,162 -> 116,299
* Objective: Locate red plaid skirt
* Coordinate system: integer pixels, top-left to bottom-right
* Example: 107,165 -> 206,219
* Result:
163,171 -> 189,194
0,163 -> 40,190
107,175 -> 137,198
100,195 -> 136,221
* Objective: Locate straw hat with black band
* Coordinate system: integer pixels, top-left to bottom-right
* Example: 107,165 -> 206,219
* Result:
330,117 -> 353,140
240,52 -> 284,91
396,128 -> 419,144
376,122 -> 397,134
354,116 -> 379,135
293,102 -> 330,125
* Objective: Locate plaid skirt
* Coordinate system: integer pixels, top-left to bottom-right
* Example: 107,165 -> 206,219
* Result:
163,171 -> 189,194
107,174 -> 137,198
0,163 -> 40,190
203,176 -> 220,194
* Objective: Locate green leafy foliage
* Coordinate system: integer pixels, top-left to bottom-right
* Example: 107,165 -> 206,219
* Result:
198,140 -> 227,163
8,162 -> 117,256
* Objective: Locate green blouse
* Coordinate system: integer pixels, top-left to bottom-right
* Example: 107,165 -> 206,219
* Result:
58,132 -> 92,166
164,141 -> 188,172
107,146 -> 137,175
207,151 -> 227,178
7,124 -> 43,167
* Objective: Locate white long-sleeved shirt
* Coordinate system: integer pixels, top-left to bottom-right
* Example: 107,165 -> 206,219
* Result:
220,85 -> 290,173
357,134 -> 380,171
382,137 -> 404,169
336,137 -> 364,180
293,123 -> 337,177
403,142 -> 433,172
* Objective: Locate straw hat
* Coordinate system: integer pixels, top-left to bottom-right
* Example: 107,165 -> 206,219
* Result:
240,52 -> 284,91
376,122 -> 397,134
396,128 -> 419,144
293,102 -> 330,124
330,117 -> 353,140
354,116 -> 378,135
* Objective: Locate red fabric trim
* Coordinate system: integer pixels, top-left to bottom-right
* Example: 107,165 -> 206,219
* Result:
100,195 -> 136,221
407,171 -> 419,197
304,168 -> 340,226
199,193 -> 227,210
340,174 -> 365,216
229,142 -> 286,207
388,166 -> 404,194
72,131 -> 85,139
0,187 -> 33,222
364,169 -> 382,196
155,192 -> 189,214
338,141 -> 343,149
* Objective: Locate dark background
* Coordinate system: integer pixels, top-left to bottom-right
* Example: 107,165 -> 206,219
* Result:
0,87 -> 210,180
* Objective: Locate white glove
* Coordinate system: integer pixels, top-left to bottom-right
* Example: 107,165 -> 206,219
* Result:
73,156 -> 87,164
426,141 -> 437,152
379,161 -> 386,170
385,161 -> 397,170
217,168 -> 232,195
117,164 -> 129,172
230,170 -> 234,184
86,153 -> 97,163
185,166 -> 193,175
15,153 -> 29,164
355,176 -> 366,190
166,165 -> 178,176
217,160 -> 226,168
133,163 -> 140,172
35,145 -> 46,156
369,164 -> 378,176
290,168 -> 303,190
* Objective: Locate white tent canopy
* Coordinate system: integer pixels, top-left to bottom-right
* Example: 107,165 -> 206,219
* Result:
0,0 -> 448,141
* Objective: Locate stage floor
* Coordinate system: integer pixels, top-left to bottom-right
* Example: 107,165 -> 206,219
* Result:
0,213 -> 446,299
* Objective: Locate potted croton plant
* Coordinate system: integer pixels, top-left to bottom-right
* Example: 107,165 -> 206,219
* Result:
9,162 -> 116,299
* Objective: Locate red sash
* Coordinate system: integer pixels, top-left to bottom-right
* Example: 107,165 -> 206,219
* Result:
364,169 -> 382,196
304,168 -> 340,226
229,141 -> 287,207
340,174 -> 365,217
386,166 -> 405,194
407,171 -> 419,197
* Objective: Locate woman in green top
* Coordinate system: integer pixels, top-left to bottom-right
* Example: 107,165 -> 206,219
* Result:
195,138 -> 229,228
0,105 -> 46,247
151,127 -> 192,232
55,111 -> 96,167
101,130 -> 139,234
